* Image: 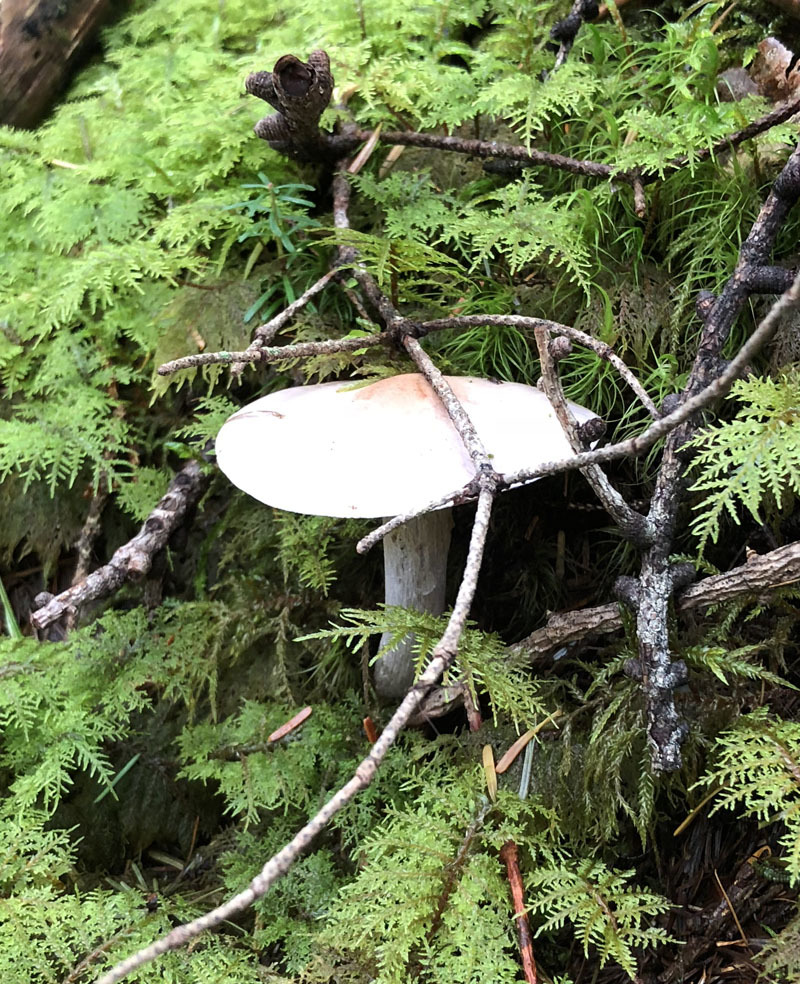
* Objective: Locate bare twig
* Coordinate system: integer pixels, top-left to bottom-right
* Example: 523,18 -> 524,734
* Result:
357,484 -> 477,553
66,486 -> 110,632
230,268 -> 344,378
157,332 -> 389,375
93,486 -> 495,984
351,90 -> 800,186
30,461 -> 208,631
426,798 -> 493,943
403,336 -> 495,471
418,314 -> 659,418
352,127 -> 616,180
532,321 -> 652,544
245,48 -> 800,206
159,308 -> 662,429
501,269 -> 800,488
671,90 -> 800,174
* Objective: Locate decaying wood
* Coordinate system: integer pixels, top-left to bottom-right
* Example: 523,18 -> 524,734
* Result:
0,0 -> 114,128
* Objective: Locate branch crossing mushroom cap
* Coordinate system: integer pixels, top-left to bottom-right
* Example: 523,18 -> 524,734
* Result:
215,373 -> 599,518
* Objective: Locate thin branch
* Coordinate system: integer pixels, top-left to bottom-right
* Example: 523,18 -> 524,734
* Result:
72,488 -> 108,587
357,483 -> 477,554
501,268 -> 800,488
93,486 -> 495,984
418,314 -> 659,418
246,50 -> 800,205
160,309 -> 662,427
403,336 -> 494,470
66,486 -> 110,632
359,277 -> 800,557
427,798 -> 493,942
532,321 -> 652,544
30,461 -> 208,631
332,168 -> 503,559
156,332 -> 389,375
352,127 -> 616,180
351,91 -> 800,186
668,90 -> 800,175
230,268 -> 345,378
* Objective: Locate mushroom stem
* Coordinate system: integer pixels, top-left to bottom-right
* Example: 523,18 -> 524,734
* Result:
374,509 -> 453,701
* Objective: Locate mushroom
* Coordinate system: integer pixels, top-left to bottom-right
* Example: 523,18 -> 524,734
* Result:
215,373 -> 598,701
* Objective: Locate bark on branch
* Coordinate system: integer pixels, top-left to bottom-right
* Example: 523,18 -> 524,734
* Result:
30,460 -> 208,631
514,540 -> 800,659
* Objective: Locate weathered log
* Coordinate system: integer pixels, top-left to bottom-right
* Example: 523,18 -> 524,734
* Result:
0,0 -> 116,128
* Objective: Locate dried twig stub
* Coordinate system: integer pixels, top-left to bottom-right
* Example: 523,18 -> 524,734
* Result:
246,50 -> 337,162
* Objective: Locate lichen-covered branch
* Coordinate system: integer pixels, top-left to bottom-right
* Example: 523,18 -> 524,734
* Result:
418,314 -> 659,418
628,141 -> 800,770
513,539 -> 800,659
403,336 -> 495,472
30,460 -> 208,631
157,333 -> 389,375
501,273 -> 800,487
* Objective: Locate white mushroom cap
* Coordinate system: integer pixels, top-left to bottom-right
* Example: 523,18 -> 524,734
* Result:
215,373 -> 598,518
